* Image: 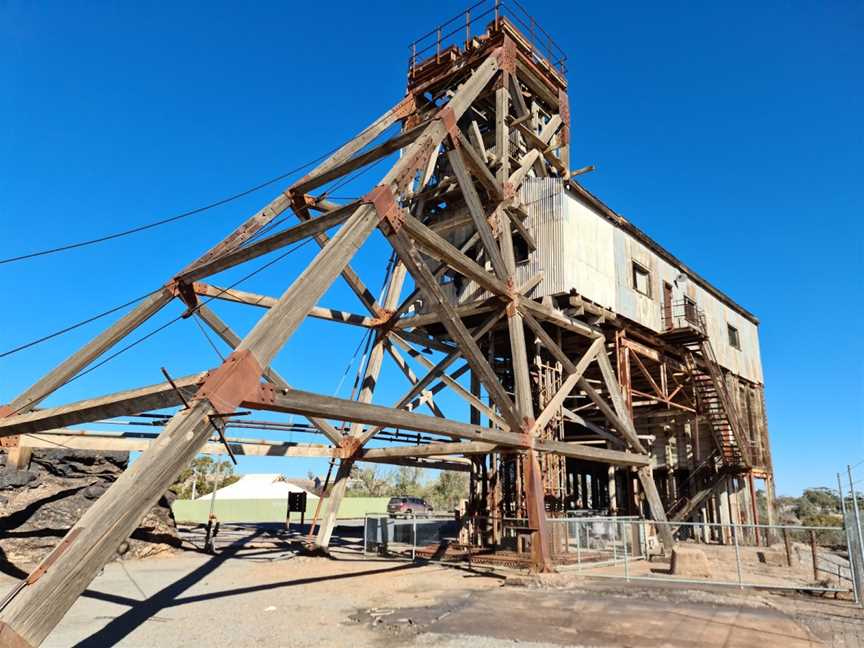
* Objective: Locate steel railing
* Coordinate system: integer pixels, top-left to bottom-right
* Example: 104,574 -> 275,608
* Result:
407,0 -> 568,80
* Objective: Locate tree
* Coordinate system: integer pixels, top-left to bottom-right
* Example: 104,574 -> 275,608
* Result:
171,456 -> 239,499
797,488 -> 840,518
424,471 -> 468,512
347,465 -> 391,497
392,466 -> 424,495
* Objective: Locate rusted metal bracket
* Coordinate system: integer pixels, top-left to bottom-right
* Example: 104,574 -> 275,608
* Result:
439,106 -> 460,148
194,349 -> 264,415
558,89 -> 570,147
497,37 -> 517,74
364,185 -> 404,235
392,94 -> 418,122
338,435 -> 362,459
166,279 -> 199,318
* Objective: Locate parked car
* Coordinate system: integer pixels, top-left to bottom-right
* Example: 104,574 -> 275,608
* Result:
387,496 -> 433,517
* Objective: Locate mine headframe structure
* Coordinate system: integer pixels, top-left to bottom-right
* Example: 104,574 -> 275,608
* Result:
0,7 -> 769,646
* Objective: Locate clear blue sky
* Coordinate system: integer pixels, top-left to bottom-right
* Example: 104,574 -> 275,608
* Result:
1,1 -> 861,496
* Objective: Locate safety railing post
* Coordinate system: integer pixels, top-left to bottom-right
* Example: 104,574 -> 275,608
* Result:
412,514 -> 417,561
623,520 -> 630,581
848,465 -> 864,606
732,522 -> 743,589
576,520 -> 582,571
363,513 -> 368,556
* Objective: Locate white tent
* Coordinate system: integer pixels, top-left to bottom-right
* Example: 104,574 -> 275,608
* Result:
197,474 -> 318,501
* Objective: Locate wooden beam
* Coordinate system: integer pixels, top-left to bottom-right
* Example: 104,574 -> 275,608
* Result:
177,200 -> 362,283
193,283 -> 376,328
290,122 -> 427,195
518,297 -> 600,339
447,147 -> 508,279
19,430 -> 338,458
0,373 -> 206,438
360,441 -> 497,459
249,386 -> 649,467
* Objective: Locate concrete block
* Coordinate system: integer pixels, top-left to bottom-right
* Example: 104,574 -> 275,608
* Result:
670,545 -> 712,578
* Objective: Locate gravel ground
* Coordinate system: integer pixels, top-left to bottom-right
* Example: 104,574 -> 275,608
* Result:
1,526 -> 861,647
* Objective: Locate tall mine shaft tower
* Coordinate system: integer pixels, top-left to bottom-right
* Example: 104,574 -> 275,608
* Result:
0,3 -> 774,645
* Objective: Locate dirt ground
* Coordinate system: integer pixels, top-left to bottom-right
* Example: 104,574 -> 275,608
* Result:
0,526 -> 861,647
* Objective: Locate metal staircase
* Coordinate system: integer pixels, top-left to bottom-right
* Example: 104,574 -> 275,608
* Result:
666,452 -> 729,521
660,301 -> 751,469
686,333 -> 751,468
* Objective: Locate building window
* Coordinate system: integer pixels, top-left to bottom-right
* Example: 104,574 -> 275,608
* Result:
727,324 -> 741,350
632,261 -> 651,297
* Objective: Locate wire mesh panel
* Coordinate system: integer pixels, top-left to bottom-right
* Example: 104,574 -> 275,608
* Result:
557,517 -> 855,595
363,514 -> 457,559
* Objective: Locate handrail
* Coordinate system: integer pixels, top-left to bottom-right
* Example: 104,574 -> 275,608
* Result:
408,0 -> 568,79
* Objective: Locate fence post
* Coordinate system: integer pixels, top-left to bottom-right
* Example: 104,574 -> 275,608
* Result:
810,530 -> 819,581
363,513 -> 368,557
576,520 -> 582,571
564,518 -> 570,553
623,521 -> 630,581
838,472 -> 860,604
848,465 -> 864,605
412,514 -> 417,561
732,522 -> 743,589
783,528 -> 792,567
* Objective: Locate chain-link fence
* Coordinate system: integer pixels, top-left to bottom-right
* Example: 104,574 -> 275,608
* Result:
546,517 -> 856,597
363,514 -> 457,559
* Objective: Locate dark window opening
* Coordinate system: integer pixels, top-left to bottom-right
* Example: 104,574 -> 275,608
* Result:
632,261 -> 651,297
727,324 -> 741,350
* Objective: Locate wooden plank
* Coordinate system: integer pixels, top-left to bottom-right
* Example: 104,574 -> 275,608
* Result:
177,200 -> 362,283
0,373 -> 206,438
518,297 -> 600,339
454,132 -> 502,199
384,343 -> 444,420
249,386 -> 650,467
360,441 -> 497,459
290,122 -> 427,195
447,147 -> 508,279
178,94 -> 416,277
193,283 -> 376,328
19,430 -> 338,458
